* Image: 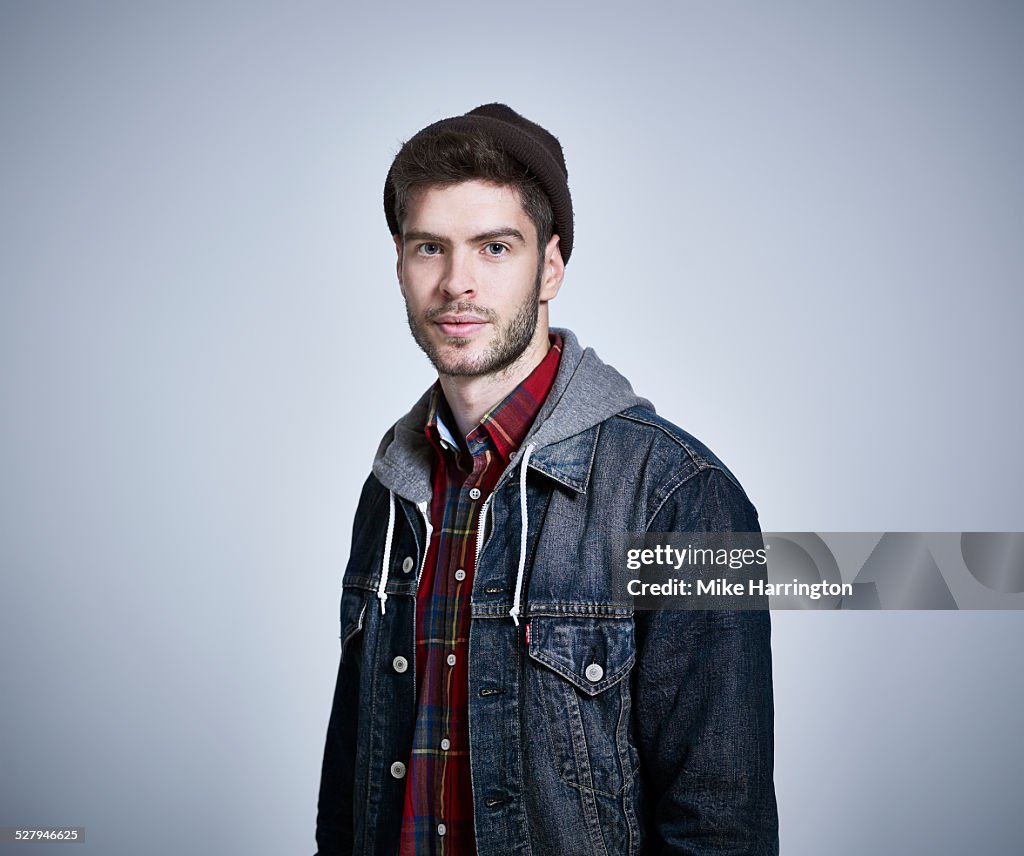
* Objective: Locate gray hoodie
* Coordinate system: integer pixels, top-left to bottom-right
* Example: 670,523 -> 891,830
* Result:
371,327 -> 654,505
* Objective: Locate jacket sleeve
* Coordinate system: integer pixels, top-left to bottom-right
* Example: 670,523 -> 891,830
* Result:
316,476 -> 381,856
634,468 -> 779,856
315,647 -> 360,855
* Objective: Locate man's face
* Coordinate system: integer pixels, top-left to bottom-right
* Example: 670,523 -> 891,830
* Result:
396,180 -> 562,378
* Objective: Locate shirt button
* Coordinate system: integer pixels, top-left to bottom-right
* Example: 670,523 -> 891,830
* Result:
392,656 -> 409,674
446,653 -> 457,667
585,663 -> 604,683
440,738 -> 451,751
401,556 -> 414,573
468,487 -> 481,500
390,761 -> 406,779
437,824 -> 447,837
454,568 -> 466,582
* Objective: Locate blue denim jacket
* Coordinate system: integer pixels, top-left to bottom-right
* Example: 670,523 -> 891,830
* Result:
316,329 -> 778,855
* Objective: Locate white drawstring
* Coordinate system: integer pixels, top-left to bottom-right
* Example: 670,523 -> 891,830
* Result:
416,500 -> 432,580
509,443 -> 536,626
378,489 -> 396,614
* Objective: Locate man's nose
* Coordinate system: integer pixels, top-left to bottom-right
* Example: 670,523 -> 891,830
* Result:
440,250 -> 476,300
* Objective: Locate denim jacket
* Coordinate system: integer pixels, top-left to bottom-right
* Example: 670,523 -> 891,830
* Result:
316,329 -> 778,855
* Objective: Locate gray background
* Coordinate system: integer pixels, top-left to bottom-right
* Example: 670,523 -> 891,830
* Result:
2,1 -> 1022,853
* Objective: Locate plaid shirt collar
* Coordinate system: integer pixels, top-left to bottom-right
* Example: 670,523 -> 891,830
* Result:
424,333 -> 563,465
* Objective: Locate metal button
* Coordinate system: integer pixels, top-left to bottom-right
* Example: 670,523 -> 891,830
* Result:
390,761 -> 406,779
392,656 -> 409,674
401,556 -> 414,573
468,487 -> 481,500
440,738 -> 451,751
437,823 -> 447,837
585,663 -> 604,683
454,569 -> 466,582
446,653 -> 457,667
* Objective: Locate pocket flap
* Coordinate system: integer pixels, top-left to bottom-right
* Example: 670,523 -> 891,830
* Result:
527,615 -> 635,697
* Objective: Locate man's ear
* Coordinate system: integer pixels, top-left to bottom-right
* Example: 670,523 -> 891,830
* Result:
539,234 -> 565,302
393,234 -> 405,294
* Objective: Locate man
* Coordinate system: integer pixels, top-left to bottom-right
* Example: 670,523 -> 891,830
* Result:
316,103 -> 778,855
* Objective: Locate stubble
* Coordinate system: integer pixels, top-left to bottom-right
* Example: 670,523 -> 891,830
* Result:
405,273 -> 542,379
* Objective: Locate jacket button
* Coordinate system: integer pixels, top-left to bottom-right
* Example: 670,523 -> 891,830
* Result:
585,663 -> 604,683
392,656 -> 409,674
401,556 -> 414,573
468,487 -> 481,500
390,761 -> 406,779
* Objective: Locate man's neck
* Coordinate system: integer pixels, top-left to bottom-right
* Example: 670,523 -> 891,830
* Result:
439,328 -> 552,439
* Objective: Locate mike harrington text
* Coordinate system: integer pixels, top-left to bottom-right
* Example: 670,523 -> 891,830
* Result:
627,578 -> 855,600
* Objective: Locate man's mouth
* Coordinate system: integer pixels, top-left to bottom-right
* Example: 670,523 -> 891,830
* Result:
433,314 -> 489,338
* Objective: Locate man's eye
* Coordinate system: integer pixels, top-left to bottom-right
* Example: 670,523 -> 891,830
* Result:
419,243 -> 441,256
484,243 -> 507,256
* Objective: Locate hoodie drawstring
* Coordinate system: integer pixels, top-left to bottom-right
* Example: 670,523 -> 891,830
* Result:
416,499 -> 432,579
380,443 -> 534,624
509,442 -> 536,627
378,489 -> 396,614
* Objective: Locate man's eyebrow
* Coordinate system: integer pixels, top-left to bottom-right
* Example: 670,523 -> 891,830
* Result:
402,230 -> 446,244
401,227 -> 528,246
470,228 -> 526,245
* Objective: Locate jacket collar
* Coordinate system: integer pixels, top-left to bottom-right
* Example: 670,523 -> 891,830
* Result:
524,427 -> 600,494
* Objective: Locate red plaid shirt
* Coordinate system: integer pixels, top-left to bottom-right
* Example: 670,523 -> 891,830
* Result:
398,334 -> 562,856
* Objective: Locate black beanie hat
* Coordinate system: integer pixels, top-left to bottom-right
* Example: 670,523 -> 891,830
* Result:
384,103 -> 574,264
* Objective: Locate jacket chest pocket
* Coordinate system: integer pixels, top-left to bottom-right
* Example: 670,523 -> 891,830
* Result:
526,615 -> 639,797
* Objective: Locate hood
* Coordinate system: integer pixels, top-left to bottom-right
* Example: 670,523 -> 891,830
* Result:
372,327 -> 652,504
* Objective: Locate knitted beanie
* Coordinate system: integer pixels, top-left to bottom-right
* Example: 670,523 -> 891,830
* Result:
384,103 -> 574,264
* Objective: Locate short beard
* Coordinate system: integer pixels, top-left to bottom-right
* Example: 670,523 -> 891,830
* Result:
406,271 -> 542,379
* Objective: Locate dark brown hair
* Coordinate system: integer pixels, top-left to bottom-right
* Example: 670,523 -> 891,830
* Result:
388,127 -> 554,251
